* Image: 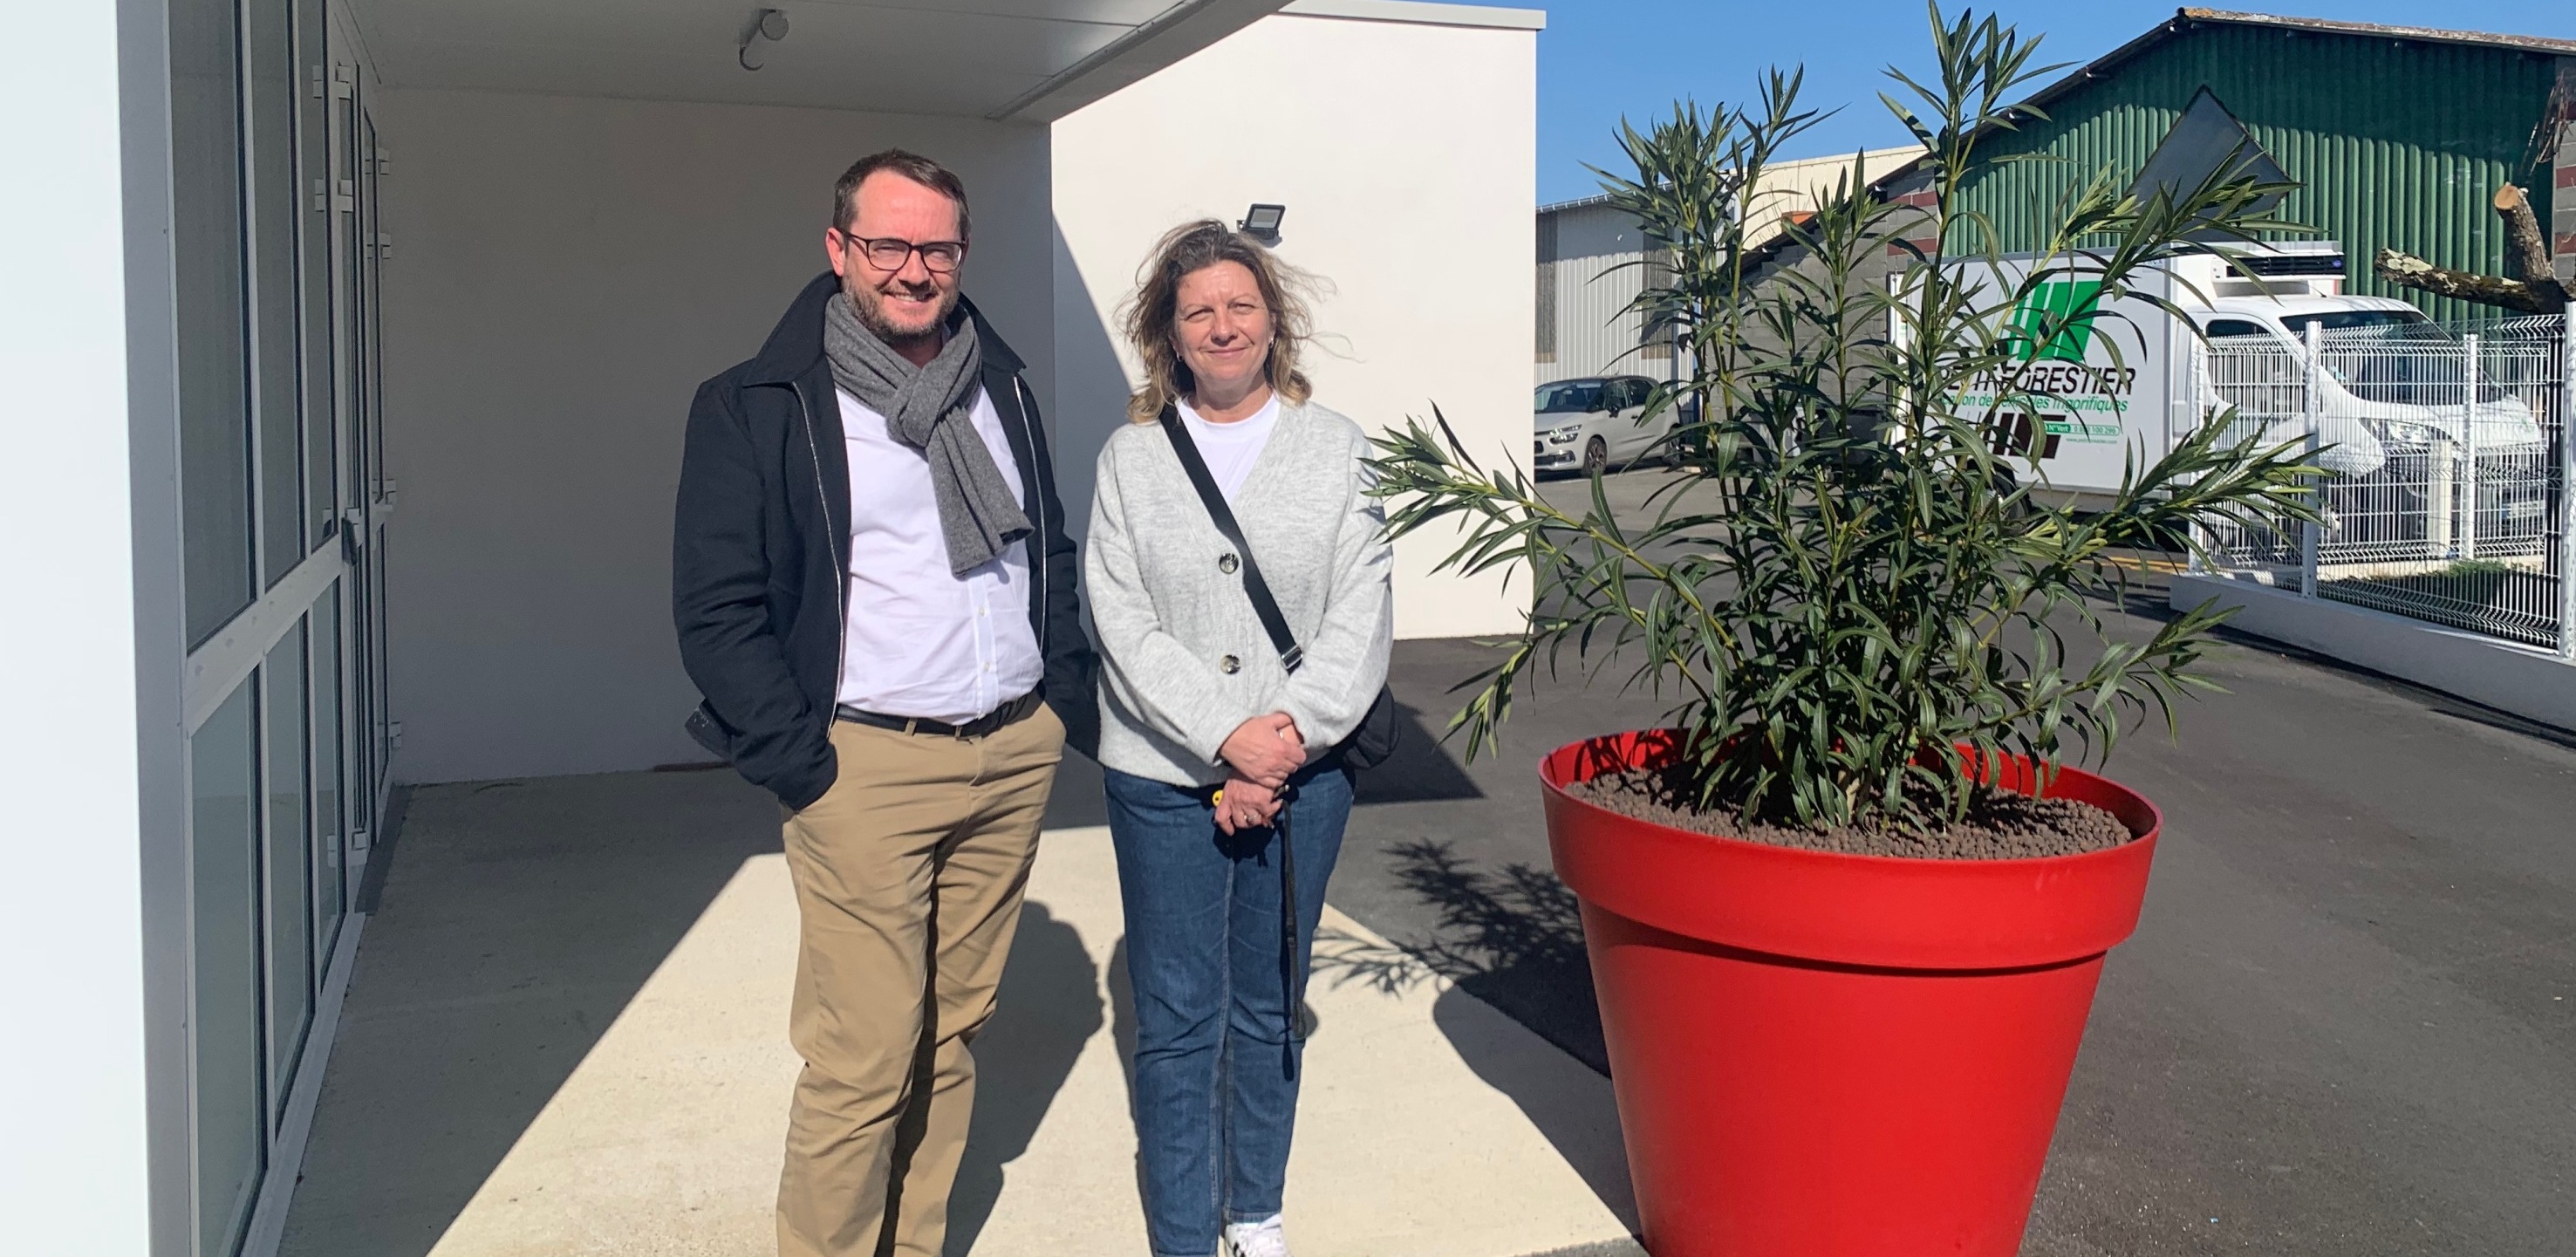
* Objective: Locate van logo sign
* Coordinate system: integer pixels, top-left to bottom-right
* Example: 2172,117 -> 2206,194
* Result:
1958,275 -> 2136,454
2007,280 -> 2104,363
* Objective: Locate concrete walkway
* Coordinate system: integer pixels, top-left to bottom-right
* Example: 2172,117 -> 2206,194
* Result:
281,769 -> 1637,1257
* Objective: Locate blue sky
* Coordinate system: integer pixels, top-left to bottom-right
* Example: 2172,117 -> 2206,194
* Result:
1535,1 -> 2576,204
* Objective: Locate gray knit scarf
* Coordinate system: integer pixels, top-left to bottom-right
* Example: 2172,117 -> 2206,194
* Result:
823,293 -> 1031,576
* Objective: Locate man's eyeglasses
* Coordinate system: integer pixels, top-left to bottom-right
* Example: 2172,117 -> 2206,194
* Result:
837,231 -> 966,274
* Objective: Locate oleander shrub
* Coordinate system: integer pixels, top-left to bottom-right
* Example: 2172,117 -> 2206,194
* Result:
1370,5 -> 2319,830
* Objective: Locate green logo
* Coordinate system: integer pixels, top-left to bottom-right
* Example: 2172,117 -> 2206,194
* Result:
2006,280 -> 2104,363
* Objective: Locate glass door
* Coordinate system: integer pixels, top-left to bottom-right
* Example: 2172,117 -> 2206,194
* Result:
167,3 -> 390,1249
361,111 -> 393,797
327,62 -> 380,848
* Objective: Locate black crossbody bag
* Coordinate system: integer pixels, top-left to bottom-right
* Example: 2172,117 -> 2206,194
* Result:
1158,406 -> 1398,771
1162,404 -> 1395,1060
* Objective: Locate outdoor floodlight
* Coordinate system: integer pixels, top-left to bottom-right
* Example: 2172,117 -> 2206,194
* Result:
1240,203 -> 1286,245
740,8 -> 789,72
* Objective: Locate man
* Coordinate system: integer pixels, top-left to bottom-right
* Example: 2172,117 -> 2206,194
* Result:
673,149 -> 1097,1257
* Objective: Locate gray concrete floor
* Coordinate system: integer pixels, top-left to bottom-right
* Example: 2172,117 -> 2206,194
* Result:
289,463 -> 2576,1255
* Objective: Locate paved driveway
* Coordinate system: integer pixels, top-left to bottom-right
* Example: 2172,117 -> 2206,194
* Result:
1307,467 -> 2576,1256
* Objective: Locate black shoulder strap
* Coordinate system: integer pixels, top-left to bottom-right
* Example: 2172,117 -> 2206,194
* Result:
1159,406 -> 1304,673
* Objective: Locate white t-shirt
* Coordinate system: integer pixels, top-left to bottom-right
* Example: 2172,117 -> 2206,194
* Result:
1177,393 -> 1281,504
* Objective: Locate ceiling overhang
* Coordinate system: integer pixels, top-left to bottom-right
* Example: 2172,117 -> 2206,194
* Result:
341,0 -> 1295,122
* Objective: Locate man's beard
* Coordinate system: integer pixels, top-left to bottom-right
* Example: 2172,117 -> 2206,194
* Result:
844,276 -> 960,350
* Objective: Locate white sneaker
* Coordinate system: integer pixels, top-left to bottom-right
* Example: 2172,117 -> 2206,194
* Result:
1222,1214 -> 1289,1257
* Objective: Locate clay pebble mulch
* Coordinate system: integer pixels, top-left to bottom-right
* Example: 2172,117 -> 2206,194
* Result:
1564,768 -> 2134,860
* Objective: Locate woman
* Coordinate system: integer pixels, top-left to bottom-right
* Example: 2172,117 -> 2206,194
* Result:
1085,220 -> 1393,1257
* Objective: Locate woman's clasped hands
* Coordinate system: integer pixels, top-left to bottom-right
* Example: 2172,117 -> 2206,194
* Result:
1215,711 -> 1303,833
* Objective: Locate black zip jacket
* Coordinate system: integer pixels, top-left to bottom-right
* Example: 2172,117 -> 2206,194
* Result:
673,272 -> 1098,810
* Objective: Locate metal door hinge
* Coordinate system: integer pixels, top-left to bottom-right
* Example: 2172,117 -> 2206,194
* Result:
373,150 -> 392,177
371,233 -> 393,260
311,178 -> 329,213
310,65 -> 326,99
332,63 -> 356,99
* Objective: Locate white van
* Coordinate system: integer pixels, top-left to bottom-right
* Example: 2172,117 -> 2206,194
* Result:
1928,246 -> 2549,548
2197,296 -> 2545,465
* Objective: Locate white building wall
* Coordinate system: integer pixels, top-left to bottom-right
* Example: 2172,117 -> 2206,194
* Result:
373,3 -> 1538,783
1539,250 -> 1654,385
0,0 -> 161,1250
374,90 -> 1052,783
1536,201 -> 1664,385
1534,147 -> 1918,386
1050,5 -> 1540,640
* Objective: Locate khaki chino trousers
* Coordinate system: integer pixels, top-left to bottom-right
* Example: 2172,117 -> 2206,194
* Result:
776,704 -> 1064,1257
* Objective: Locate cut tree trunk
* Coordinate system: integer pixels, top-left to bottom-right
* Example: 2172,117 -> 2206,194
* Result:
2372,182 -> 2572,316
2494,184 -> 2556,285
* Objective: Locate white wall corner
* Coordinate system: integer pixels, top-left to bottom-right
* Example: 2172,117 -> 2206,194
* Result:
0,0 -> 161,1252
1049,9 -> 1537,639
998,0 -> 1294,123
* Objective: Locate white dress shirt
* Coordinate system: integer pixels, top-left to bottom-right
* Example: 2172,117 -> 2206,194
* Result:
835,384 -> 1043,724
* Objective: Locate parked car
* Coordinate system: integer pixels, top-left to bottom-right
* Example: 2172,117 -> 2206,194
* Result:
1534,375 -> 1691,476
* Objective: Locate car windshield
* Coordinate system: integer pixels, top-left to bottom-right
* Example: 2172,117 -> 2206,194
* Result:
2286,311 -> 2513,405
2281,309 -> 2440,338
1536,381 -> 1604,414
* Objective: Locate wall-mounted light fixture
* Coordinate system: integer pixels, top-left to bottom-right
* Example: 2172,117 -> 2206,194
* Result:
1239,203 -> 1286,246
739,8 -> 789,72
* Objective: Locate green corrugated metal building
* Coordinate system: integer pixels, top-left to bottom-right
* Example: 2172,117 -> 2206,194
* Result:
1951,9 -> 2576,323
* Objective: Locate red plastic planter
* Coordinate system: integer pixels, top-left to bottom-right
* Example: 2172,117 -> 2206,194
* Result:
1541,731 -> 2162,1257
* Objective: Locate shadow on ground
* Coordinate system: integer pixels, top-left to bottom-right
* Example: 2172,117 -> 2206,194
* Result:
1316,840 -> 1603,1075
946,903 -> 1100,1257
1306,837 -> 1632,1227
278,769 -> 779,1257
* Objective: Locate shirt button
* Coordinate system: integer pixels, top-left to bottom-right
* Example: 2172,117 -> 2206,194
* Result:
1219,654 -> 1240,674
1218,553 -> 1239,575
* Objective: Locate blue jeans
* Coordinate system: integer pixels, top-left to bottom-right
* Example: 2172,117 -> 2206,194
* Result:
1104,762 -> 1353,1257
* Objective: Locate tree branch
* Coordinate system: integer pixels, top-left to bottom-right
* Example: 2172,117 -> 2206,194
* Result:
2374,247 -> 2569,316
2373,183 -> 2572,315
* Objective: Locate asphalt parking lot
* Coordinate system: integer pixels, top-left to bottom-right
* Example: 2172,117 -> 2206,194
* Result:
1328,468 -> 2576,1255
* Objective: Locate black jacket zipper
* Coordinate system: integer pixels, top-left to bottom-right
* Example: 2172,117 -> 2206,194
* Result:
792,379 -> 846,735
1015,375 -> 1050,658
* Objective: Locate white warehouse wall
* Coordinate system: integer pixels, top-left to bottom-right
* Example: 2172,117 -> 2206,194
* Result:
1537,219 -> 1657,386
375,89 -> 1051,783
1049,5 -> 1540,640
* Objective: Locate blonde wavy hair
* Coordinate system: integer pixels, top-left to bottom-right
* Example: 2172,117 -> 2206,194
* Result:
1119,219 -> 1316,424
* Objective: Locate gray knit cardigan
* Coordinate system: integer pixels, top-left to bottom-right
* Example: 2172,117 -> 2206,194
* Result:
1084,400 -> 1394,787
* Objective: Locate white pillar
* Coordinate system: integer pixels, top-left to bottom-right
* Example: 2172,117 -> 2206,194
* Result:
0,1 -> 181,1254
2460,332 -> 2479,559
2560,303 -> 2574,659
2301,321 -> 2320,596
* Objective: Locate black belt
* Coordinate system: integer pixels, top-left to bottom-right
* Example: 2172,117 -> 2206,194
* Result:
835,690 -> 1042,740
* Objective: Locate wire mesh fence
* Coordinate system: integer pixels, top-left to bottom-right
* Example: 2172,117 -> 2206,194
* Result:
2192,311 -> 2571,652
